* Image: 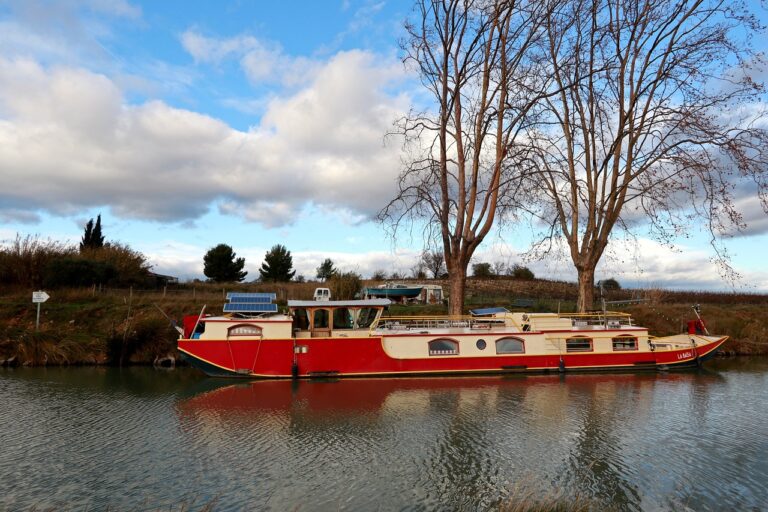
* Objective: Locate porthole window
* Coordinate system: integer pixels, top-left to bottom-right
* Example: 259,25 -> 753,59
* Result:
227,324 -> 263,337
612,336 -> 638,351
566,336 -> 593,352
429,338 -> 459,356
476,339 -> 487,350
495,337 -> 525,354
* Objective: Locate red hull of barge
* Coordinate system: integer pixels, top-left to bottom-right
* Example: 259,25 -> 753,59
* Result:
177,335 -> 727,378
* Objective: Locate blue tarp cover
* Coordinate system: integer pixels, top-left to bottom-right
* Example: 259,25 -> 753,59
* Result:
470,307 -> 510,316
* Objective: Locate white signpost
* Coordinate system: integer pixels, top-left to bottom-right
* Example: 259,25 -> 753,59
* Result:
32,291 -> 50,331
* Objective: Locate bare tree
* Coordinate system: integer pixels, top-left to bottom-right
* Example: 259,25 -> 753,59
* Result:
379,0 -> 554,314
526,0 -> 768,311
411,259 -> 428,279
421,249 -> 446,278
492,260 -> 507,275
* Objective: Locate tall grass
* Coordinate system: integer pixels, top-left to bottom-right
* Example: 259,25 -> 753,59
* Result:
0,234 -> 75,288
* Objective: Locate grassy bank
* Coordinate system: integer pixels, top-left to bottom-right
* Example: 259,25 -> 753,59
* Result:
1,279 -> 766,366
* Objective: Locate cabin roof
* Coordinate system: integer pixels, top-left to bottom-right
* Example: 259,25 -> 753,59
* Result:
288,299 -> 391,308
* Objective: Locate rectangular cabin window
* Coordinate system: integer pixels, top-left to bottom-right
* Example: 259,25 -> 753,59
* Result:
566,337 -> 593,352
313,309 -> 329,329
333,308 -> 353,329
612,336 -> 638,351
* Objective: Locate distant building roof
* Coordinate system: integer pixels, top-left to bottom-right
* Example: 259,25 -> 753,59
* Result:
148,272 -> 179,282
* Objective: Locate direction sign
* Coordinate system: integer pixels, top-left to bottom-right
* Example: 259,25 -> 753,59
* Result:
32,291 -> 50,303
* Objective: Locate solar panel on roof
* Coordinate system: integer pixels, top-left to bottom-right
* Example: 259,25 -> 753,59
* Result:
226,292 -> 276,302
223,303 -> 278,313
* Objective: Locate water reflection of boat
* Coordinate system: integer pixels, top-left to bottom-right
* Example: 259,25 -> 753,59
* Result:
175,371 -> 723,422
171,370 -> 733,511
178,295 -> 728,378
177,377 -> 517,418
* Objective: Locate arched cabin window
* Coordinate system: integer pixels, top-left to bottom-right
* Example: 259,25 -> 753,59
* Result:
612,335 -> 638,351
429,338 -> 459,356
495,337 -> 525,354
566,336 -> 593,352
313,309 -> 329,329
227,324 -> 263,338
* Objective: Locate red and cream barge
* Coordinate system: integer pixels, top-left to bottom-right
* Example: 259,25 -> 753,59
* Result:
177,294 -> 728,378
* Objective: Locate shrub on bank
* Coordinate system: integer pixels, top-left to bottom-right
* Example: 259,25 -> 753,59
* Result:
0,234 -> 75,288
0,234 -> 152,289
511,264 -> 535,280
43,258 -> 118,288
329,271 -> 363,300
107,317 -> 177,367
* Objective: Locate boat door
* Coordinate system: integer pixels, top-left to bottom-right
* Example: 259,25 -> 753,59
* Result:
311,308 -> 331,338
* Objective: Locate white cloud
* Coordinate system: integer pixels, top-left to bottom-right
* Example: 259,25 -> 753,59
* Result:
467,238 -> 768,291
0,52 -> 407,226
180,29 -> 321,87
180,31 -> 258,64
0,1 -> 141,67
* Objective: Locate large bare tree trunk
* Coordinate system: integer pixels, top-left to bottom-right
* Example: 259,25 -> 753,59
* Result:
576,266 -> 595,312
379,1 -> 555,315
447,262 -> 467,315
527,0 -> 768,313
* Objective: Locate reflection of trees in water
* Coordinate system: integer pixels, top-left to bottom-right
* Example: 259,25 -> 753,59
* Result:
173,371 -> 740,510
558,377 -> 644,511
417,381 -> 531,509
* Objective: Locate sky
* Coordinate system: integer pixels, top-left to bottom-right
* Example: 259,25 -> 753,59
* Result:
0,0 -> 767,291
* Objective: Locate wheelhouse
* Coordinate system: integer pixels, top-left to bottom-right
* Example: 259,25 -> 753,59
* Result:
287,299 -> 390,338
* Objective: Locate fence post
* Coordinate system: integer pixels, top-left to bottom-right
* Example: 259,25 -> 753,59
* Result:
129,286 -> 133,300
163,285 -> 167,298
193,287 -> 196,301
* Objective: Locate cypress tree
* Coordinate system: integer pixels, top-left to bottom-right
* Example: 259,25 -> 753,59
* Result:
80,214 -> 105,251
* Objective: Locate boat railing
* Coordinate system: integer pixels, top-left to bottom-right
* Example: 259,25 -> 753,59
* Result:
371,315 -> 512,333
557,311 -> 633,328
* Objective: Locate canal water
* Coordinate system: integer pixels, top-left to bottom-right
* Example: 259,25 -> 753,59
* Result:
1,358 -> 766,511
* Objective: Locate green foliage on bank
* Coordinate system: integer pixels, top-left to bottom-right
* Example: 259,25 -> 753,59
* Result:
0,234 -> 152,289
